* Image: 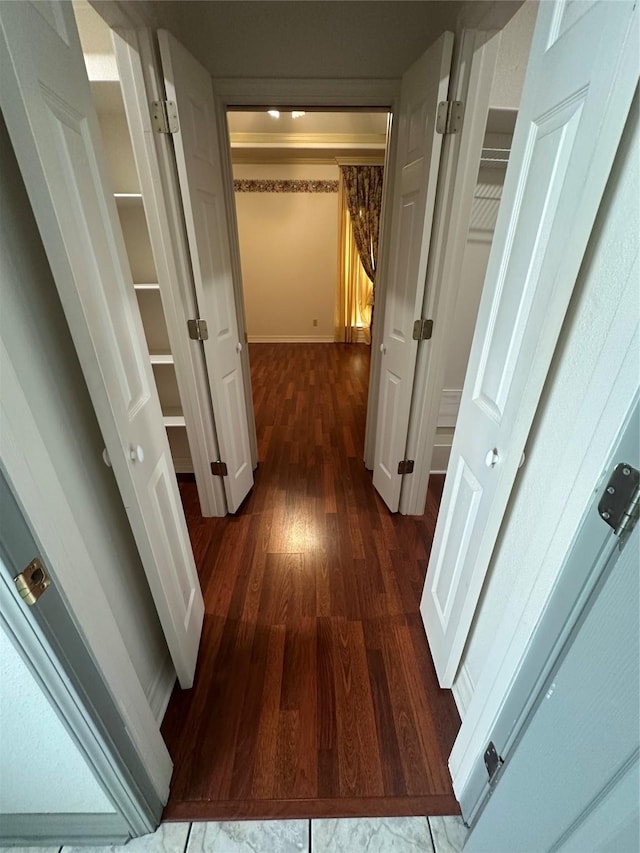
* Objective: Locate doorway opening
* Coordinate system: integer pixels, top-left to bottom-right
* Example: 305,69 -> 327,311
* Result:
226,108 -> 390,472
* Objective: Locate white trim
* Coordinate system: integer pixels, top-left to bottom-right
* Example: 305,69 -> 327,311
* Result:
215,97 -> 259,471
146,653 -> 175,725
215,77 -> 399,108
364,111 -> 397,469
248,335 -> 336,344
451,663 -> 475,718
399,28 -> 500,515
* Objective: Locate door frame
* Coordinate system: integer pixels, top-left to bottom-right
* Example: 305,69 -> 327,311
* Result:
0,339 -> 170,835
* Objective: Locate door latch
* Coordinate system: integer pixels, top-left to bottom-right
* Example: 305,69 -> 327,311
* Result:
14,558 -> 51,606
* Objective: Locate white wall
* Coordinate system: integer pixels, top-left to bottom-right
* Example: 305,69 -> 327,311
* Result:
233,164 -> 339,342
490,0 -> 538,110
455,97 -> 639,708
0,596 -> 114,815
0,117 -> 170,704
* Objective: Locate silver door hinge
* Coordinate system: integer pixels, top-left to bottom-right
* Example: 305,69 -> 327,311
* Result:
598,462 -> 639,549
436,100 -> 463,135
398,460 -> 415,475
484,741 -> 503,787
151,100 -> 178,134
413,318 -> 433,341
210,460 -> 228,477
187,319 -> 209,341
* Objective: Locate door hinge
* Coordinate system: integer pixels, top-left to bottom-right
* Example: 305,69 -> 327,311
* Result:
187,318 -> 209,341
151,99 -> 179,134
436,100 -> 463,135
598,462 -> 639,549
210,460 -> 228,477
412,318 -> 434,341
14,558 -> 51,606
484,741 -> 503,787
398,459 -> 415,475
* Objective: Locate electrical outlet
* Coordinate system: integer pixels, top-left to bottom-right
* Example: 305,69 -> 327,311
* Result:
313,319 -> 318,327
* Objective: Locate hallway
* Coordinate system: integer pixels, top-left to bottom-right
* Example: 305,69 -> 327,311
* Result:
161,343 -> 460,821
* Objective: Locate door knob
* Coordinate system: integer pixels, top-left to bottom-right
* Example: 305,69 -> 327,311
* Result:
236,342 -> 243,353
380,343 -> 386,355
102,448 -> 111,468
485,448 -> 500,469
130,445 -> 144,463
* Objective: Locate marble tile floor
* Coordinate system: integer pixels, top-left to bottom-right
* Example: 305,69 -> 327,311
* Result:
0,816 -> 467,853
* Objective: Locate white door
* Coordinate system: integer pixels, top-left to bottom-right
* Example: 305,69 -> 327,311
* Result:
158,30 -> 254,513
112,27 -> 227,519
421,0 -> 639,687
373,32 -> 454,512
467,488 -> 639,852
0,1 -> 204,690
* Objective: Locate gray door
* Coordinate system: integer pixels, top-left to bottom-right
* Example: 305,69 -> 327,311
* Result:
466,406 -> 639,852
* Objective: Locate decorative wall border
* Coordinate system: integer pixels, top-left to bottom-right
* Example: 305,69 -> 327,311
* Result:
233,179 -> 339,193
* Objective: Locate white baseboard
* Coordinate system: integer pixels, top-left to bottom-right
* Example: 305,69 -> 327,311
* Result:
248,335 -> 335,343
452,663 -> 475,718
146,653 -> 175,725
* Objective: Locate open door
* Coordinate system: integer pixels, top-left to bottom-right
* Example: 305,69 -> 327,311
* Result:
0,1 -> 204,689
421,0 -> 639,687
158,30 -> 254,513
372,32 -> 454,512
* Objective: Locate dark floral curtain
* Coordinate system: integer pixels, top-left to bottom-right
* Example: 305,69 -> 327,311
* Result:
340,166 -> 384,285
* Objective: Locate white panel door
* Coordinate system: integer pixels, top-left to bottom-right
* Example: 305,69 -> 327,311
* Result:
421,0 -> 638,687
158,30 -> 254,513
0,0 -> 204,690
373,32 -> 454,512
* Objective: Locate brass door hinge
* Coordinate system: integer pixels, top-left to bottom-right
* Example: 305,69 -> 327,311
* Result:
398,460 -> 415,475
211,460 -> 228,477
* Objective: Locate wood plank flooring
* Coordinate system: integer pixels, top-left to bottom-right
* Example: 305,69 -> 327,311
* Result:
162,343 -> 460,821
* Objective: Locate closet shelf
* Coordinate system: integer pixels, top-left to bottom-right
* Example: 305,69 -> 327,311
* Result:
162,408 -> 186,428
150,352 -> 175,365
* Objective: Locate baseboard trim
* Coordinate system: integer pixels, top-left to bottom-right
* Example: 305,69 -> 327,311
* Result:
147,653 -> 176,725
0,812 -> 129,846
248,335 -> 335,343
452,663 -> 475,718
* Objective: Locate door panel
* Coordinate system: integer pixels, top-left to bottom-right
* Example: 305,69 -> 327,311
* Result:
421,0 -> 638,687
372,33 -> 454,511
0,0 -> 204,689
158,30 -> 254,513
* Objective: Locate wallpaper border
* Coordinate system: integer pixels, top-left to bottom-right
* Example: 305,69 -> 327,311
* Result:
234,179 -> 339,193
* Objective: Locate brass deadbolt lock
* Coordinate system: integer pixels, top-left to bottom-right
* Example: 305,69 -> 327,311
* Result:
14,558 -> 51,606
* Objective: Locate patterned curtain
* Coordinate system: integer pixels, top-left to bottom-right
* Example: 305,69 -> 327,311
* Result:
336,173 -> 373,344
340,165 -> 384,285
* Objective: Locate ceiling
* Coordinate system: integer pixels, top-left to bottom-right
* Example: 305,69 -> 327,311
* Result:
92,1 -> 525,81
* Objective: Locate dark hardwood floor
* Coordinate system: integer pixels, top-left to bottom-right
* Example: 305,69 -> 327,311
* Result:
161,343 -> 460,821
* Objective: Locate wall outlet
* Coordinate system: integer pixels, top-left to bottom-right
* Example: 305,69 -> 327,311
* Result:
313,319 -> 318,327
